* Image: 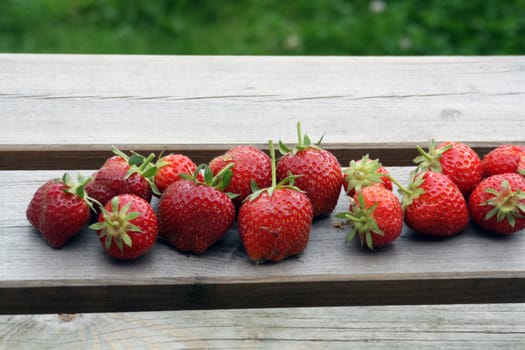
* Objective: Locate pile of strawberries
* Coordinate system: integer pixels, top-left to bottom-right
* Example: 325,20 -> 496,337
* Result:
26,123 -> 525,262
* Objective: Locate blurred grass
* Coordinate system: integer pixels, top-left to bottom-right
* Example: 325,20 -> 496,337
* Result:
1,0 -> 525,55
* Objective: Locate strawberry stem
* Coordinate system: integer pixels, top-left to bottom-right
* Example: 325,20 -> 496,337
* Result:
388,174 -> 410,195
297,121 -> 303,147
416,145 -> 433,162
269,139 -> 277,187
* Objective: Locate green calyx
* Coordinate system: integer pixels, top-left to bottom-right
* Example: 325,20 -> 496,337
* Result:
247,139 -> 304,201
481,180 -> 525,227
336,192 -> 382,250
388,171 -> 425,211
180,163 -> 238,200
343,154 -> 384,194
61,172 -> 99,211
278,121 -> 325,156
89,196 -> 142,254
413,139 -> 453,173
112,146 -> 160,196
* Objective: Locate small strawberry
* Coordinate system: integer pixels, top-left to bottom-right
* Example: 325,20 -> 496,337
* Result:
482,145 -> 525,177
90,194 -> 158,259
154,153 -> 197,194
26,173 -> 93,248
158,164 -> 236,254
414,140 -> 483,197
343,154 -> 392,197
468,173 -> 525,235
337,186 -> 403,249
277,122 -> 343,218
209,145 -> 271,208
238,140 -> 313,263
85,146 -> 159,207
391,171 -> 469,237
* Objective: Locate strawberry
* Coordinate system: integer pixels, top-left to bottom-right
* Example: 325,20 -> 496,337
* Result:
337,186 -> 403,249
277,122 -> 343,218
90,194 -> 158,259
468,173 -> 525,234
154,153 -> 197,194
482,144 -> 525,177
209,145 -> 271,208
391,171 -> 469,237
26,173 -> 93,248
414,140 -> 483,197
158,164 -> 236,254
85,147 -> 159,207
238,140 -> 313,263
343,154 -> 392,197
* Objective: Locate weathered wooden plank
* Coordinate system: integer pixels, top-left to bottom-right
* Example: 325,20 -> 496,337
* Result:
1,55 -> 524,169
2,304 -> 525,349
2,168 -> 525,314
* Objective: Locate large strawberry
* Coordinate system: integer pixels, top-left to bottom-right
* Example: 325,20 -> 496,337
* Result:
468,173 -> 525,234
238,140 -> 313,263
158,164 -> 236,254
154,153 -> 197,194
277,122 -> 343,218
26,173 -> 93,248
209,145 -> 271,208
343,154 -> 392,197
90,194 -> 158,259
482,144 -> 525,177
414,140 -> 483,197
85,147 -> 159,207
391,171 -> 469,237
337,186 -> 403,249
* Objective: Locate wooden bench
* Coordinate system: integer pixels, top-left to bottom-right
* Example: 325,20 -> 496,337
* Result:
1,54 -> 524,348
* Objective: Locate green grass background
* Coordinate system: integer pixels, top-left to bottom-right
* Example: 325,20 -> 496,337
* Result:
1,0 -> 525,55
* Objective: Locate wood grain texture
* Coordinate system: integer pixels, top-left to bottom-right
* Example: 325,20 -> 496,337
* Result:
2,168 -> 525,314
2,304 -> 525,349
1,54 -> 524,169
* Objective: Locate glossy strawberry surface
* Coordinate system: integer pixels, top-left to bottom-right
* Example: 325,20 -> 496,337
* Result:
435,142 -> 483,196
482,145 -> 525,177
238,188 -> 313,262
277,148 -> 342,218
404,171 -> 469,237
468,173 -> 525,234
86,156 -> 152,206
351,186 -> 403,248
158,179 -> 235,254
26,179 -> 90,248
94,194 -> 158,259
209,146 -> 271,208
154,154 -> 197,194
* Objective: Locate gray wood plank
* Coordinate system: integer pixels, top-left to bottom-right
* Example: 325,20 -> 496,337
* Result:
2,167 -> 525,313
2,304 -> 525,349
1,55 -> 524,168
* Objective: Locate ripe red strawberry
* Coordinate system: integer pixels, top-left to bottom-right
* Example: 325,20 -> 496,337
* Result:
238,140 -> 313,263
468,173 -> 525,234
154,153 -> 197,194
343,154 -> 392,197
392,171 -> 469,237
277,122 -> 343,218
209,145 -> 271,208
482,145 -> 525,177
158,164 -> 236,254
414,140 -> 482,197
85,147 -> 159,207
26,173 -> 93,248
337,186 -> 403,249
90,194 -> 158,259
